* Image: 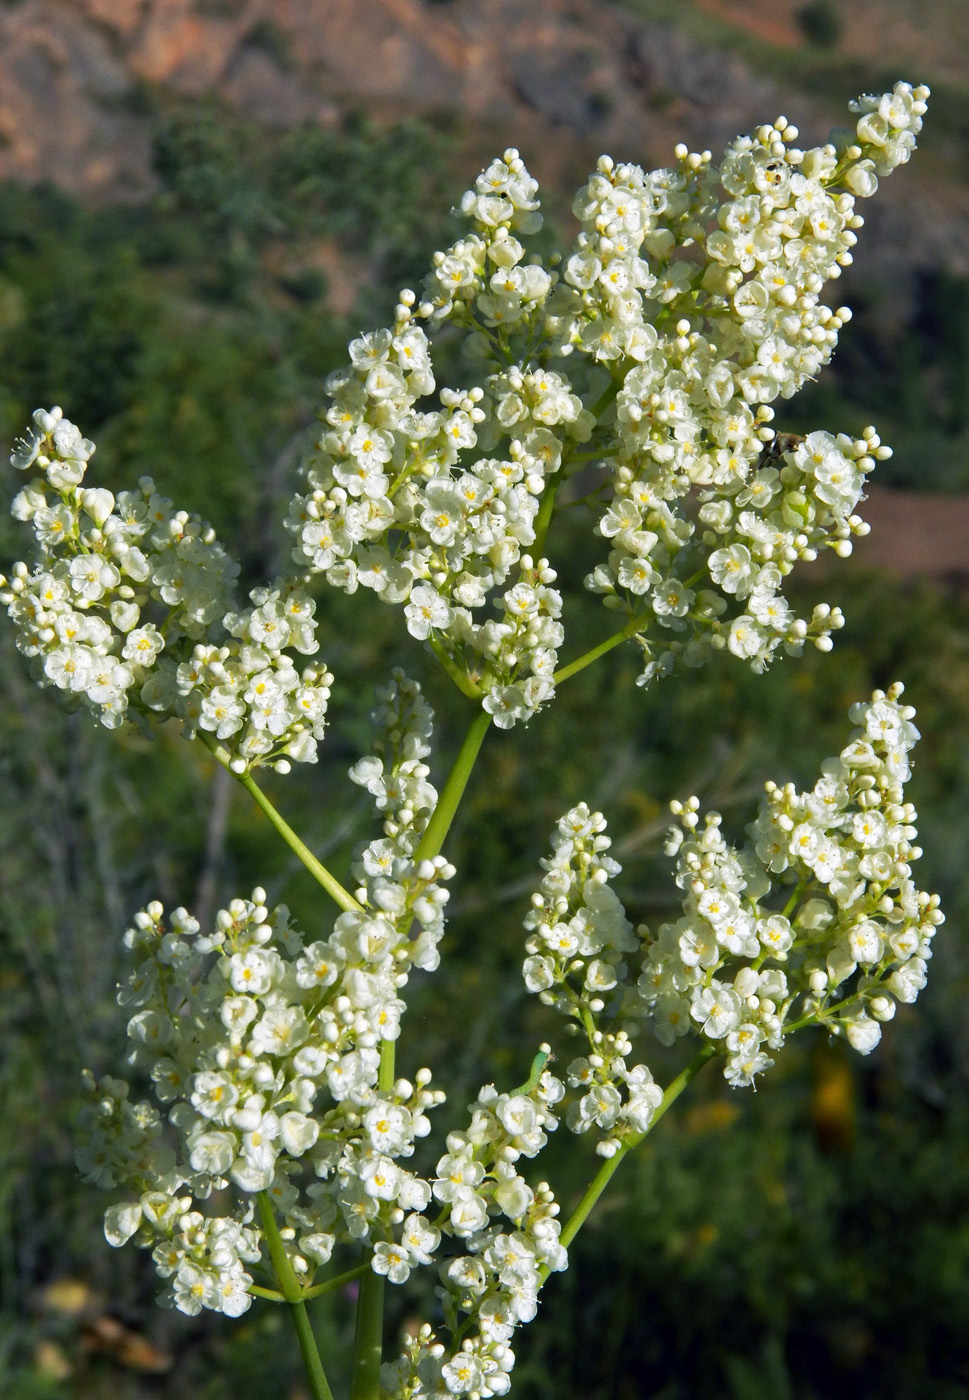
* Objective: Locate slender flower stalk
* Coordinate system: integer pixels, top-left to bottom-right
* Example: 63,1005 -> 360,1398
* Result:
429,636 -> 484,698
554,609 -> 652,685
247,1283 -> 286,1303
543,1043 -> 718,1282
303,1262 -> 371,1301
200,732 -> 362,913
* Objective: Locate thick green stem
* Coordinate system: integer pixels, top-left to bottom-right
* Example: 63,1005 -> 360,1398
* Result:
532,472 -> 564,559
199,733 -> 361,913
553,610 -> 652,686
416,706 -> 492,862
257,1193 -> 335,1400
378,1036 -> 396,1095
540,1043 -> 717,1283
349,1263 -> 385,1400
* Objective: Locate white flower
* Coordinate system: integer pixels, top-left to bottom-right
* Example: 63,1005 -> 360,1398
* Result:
709,544 -> 754,596
279,1111 -> 319,1157
372,1240 -> 412,1284
404,585 -> 452,640
400,1213 -> 440,1264
248,1004 -> 309,1057
727,615 -> 766,660
844,1014 -> 882,1055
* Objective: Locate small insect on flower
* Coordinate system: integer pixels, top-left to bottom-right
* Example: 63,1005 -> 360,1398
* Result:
758,432 -> 806,468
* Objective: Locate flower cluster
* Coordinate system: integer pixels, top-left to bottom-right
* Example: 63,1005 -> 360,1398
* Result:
752,683 -> 943,1052
76,674 -> 459,1314
382,1067 -> 568,1399
521,688 -> 939,1093
1,407 -> 333,768
76,886 -> 445,1315
8,70 -> 942,1400
3,87 -> 930,737
76,1071 -> 262,1317
569,87 -> 925,681
284,286 -> 586,727
522,804 -> 664,1156
283,84 -> 927,717
632,684 -> 942,1082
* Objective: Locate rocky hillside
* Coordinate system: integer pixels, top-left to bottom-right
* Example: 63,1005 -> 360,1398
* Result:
1,0 -> 967,280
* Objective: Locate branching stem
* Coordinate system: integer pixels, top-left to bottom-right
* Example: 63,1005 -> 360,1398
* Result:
257,1193 -> 336,1400
554,610 -> 652,685
416,706 -> 493,862
540,1043 -> 718,1283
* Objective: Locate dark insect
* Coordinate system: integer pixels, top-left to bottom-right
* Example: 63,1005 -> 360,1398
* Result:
758,431 -> 806,468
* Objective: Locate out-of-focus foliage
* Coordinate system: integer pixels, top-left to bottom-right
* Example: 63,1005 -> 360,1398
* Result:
1,97 -> 968,1400
0,103 -> 456,561
791,268 -> 969,492
795,0 -> 844,50
150,102 -> 456,309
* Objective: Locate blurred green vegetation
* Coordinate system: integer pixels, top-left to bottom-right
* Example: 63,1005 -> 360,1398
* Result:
0,96 -> 967,1400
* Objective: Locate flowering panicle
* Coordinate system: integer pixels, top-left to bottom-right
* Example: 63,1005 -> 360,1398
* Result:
4,71 -> 942,1400
76,674 -> 459,1314
77,882 -> 448,1315
633,684 -> 942,1081
556,85 -> 927,683
285,84 -> 927,718
382,1064 -> 567,1399
285,249 -> 587,728
5,88 -> 929,735
522,804 -> 664,1156
1,408 -> 334,769
524,688 -> 940,1091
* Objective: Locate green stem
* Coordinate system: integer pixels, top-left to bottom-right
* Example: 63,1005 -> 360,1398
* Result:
781,878 -> 809,919
416,706 -> 492,862
429,636 -> 483,699
375,1041 -> 394,1092
532,472 -> 564,559
257,1193 -> 335,1400
199,733 -> 361,913
553,610 -> 652,686
247,1283 -> 285,1303
532,375 -> 623,558
540,1042 -> 717,1283
302,1261 -> 371,1301
349,1262 -> 385,1400
784,988 -> 862,1037
378,1036 -> 396,1095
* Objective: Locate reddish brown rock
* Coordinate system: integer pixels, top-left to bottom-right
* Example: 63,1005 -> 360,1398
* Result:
853,486 -> 969,581
0,1 -> 155,199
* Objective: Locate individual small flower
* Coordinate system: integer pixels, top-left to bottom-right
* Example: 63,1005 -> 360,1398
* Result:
372,1240 -> 413,1284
